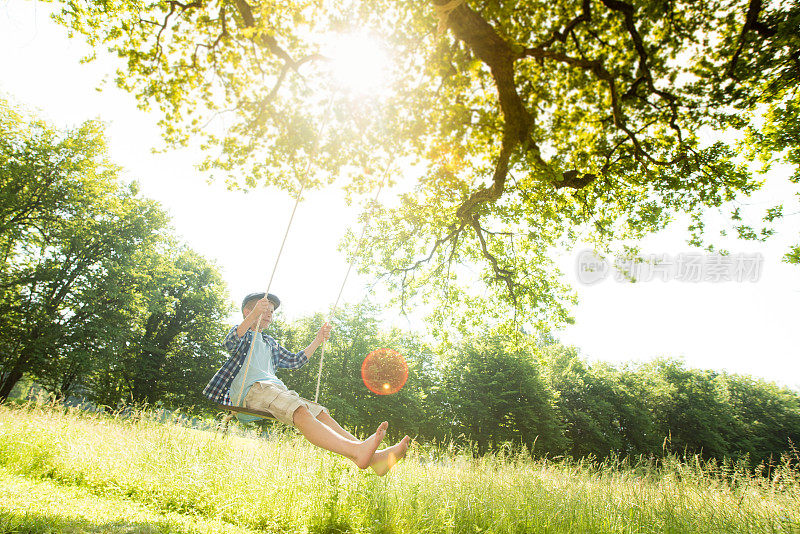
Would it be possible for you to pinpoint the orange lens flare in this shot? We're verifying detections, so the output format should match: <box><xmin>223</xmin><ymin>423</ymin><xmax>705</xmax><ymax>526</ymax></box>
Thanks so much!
<box><xmin>361</xmin><ymin>348</ymin><xmax>408</xmax><ymax>395</ymax></box>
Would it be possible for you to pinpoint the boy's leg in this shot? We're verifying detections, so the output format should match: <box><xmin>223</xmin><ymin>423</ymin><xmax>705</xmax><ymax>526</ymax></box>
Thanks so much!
<box><xmin>316</xmin><ymin>410</ymin><xmax>359</xmax><ymax>441</ymax></box>
<box><xmin>244</xmin><ymin>383</ymin><xmax>396</xmax><ymax>471</ymax></box>
<box><xmin>314</xmin><ymin>410</ymin><xmax>410</xmax><ymax>476</ymax></box>
<box><xmin>293</xmin><ymin>406</ymin><xmax>387</xmax><ymax>469</ymax></box>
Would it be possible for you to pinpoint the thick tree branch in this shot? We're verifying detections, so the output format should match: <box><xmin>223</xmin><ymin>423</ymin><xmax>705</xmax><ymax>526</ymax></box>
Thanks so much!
<box><xmin>439</xmin><ymin>1</ymin><xmax>542</xmax><ymax>226</ymax></box>
<box><xmin>427</xmin><ymin>0</ymin><xmax>600</xmax><ymax>304</ymax></box>
<box><xmin>535</xmin><ymin>0</ymin><xmax>592</xmax><ymax>50</ymax></box>
<box><xmin>441</xmin><ymin>0</ymin><xmax>605</xmax><ymax>227</ymax></box>
<box><xmin>456</xmin><ymin>135</ymin><xmax>514</xmax><ymax>221</ymax></box>
<box><xmin>727</xmin><ymin>0</ymin><xmax>777</xmax><ymax>79</ymax></box>
<box><xmin>442</xmin><ymin>1</ymin><xmax>529</xmax><ymax>145</ymax></box>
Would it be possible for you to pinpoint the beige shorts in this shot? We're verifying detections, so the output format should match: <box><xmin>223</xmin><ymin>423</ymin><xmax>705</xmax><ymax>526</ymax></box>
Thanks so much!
<box><xmin>243</xmin><ymin>381</ymin><xmax>328</xmax><ymax>426</ymax></box>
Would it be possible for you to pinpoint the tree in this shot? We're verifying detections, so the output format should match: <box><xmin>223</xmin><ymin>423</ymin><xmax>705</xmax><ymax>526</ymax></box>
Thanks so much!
<box><xmin>707</xmin><ymin>0</ymin><xmax>800</xmax><ymax>263</ymax></box>
<box><xmin>0</xmin><ymin>181</ymin><xmax>169</xmax><ymax>401</ymax></box>
<box><xmin>0</xmin><ymin>99</ymin><xmax>105</xmax><ymax>258</ymax></box>
<box><xmin>88</xmin><ymin>246</ymin><xmax>232</xmax><ymax>407</ymax></box>
<box><xmin>440</xmin><ymin>335</ymin><xmax>565</xmax><ymax>455</ymax></box>
<box><xmin>0</xmin><ymin>99</ymin><xmax>169</xmax><ymax>400</ymax></box>
<box><xmin>719</xmin><ymin>374</ymin><xmax>800</xmax><ymax>465</ymax></box>
<box><xmin>642</xmin><ymin>359</ymin><xmax>738</xmax><ymax>460</ymax></box>
<box><xmin>0</xmin><ymin>98</ymin><xmax>232</xmax><ymax>406</ymax></box>
<box><xmin>53</xmin><ymin>0</ymin><xmax>799</xmax><ymax>329</ymax></box>
<box><xmin>539</xmin><ymin>344</ymin><xmax>632</xmax><ymax>459</ymax></box>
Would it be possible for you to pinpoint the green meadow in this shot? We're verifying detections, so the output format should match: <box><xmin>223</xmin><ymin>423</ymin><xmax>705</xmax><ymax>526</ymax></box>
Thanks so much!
<box><xmin>1</xmin><ymin>401</ymin><xmax>798</xmax><ymax>534</ymax></box>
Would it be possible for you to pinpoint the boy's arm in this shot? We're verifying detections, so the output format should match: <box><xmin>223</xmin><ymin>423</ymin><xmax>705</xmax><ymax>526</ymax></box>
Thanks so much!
<box><xmin>235</xmin><ymin>299</ymin><xmax>270</xmax><ymax>337</ymax></box>
<box><xmin>275</xmin><ymin>322</ymin><xmax>333</xmax><ymax>369</ymax></box>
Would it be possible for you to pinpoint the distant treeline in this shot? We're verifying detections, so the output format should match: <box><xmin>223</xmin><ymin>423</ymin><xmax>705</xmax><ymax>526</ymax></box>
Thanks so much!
<box><xmin>2</xmin><ymin>99</ymin><xmax>799</xmax><ymax>467</ymax></box>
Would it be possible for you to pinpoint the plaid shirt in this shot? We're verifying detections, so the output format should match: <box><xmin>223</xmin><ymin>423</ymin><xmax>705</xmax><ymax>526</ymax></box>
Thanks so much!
<box><xmin>203</xmin><ymin>326</ymin><xmax>308</xmax><ymax>405</ymax></box>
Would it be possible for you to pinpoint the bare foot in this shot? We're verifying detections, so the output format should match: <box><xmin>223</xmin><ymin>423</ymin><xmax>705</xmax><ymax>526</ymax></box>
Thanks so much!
<box><xmin>352</xmin><ymin>421</ymin><xmax>388</xmax><ymax>469</ymax></box>
<box><xmin>370</xmin><ymin>435</ymin><xmax>410</xmax><ymax>476</ymax></box>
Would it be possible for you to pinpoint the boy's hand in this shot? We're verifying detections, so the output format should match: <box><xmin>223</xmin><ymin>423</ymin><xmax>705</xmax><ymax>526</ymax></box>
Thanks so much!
<box><xmin>315</xmin><ymin>322</ymin><xmax>333</xmax><ymax>344</ymax></box>
<box><xmin>302</xmin><ymin>322</ymin><xmax>333</xmax><ymax>359</ymax></box>
<box><xmin>252</xmin><ymin>297</ymin><xmax>273</xmax><ymax>316</ymax></box>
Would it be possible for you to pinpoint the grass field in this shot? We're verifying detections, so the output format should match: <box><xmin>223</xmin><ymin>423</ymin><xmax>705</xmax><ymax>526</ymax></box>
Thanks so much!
<box><xmin>1</xmin><ymin>400</ymin><xmax>798</xmax><ymax>534</ymax></box>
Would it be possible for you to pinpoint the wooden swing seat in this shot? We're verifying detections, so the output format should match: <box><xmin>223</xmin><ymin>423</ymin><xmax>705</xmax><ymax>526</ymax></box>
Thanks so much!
<box><xmin>217</xmin><ymin>403</ymin><xmax>276</xmax><ymax>420</ymax></box>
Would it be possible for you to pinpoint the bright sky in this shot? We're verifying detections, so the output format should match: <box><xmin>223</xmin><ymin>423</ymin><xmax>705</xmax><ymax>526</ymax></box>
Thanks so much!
<box><xmin>2</xmin><ymin>1</ymin><xmax>798</xmax><ymax>390</ymax></box>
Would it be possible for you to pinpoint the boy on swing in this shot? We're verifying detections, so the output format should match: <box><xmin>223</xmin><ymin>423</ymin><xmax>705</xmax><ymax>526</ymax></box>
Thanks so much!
<box><xmin>204</xmin><ymin>292</ymin><xmax>410</xmax><ymax>476</ymax></box>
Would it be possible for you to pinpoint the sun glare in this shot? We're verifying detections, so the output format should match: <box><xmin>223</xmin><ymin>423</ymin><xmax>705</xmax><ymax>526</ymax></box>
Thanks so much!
<box><xmin>328</xmin><ymin>32</ymin><xmax>390</xmax><ymax>93</ymax></box>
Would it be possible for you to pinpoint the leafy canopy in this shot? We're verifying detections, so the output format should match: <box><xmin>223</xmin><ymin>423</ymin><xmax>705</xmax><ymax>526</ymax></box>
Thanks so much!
<box><xmin>54</xmin><ymin>0</ymin><xmax>799</xmax><ymax>329</ymax></box>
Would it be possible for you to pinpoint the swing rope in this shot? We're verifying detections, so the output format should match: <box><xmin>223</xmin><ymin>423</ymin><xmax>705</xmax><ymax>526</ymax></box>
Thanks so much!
<box><xmin>233</xmin><ymin>94</ymin><xmax>336</xmax><ymax>409</ymax></box>
<box><xmin>226</xmin><ymin>89</ymin><xmax>394</xmax><ymax>416</ymax></box>
<box><xmin>313</xmin><ymin>157</ymin><xmax>394</xmax><ymax>403</ymax></box>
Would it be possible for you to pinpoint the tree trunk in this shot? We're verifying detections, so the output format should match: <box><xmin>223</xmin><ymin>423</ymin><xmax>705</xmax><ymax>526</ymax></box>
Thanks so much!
<box><xmin>0</xmin><ymin>325</ymin><xmax>43</xmax><ymax>401</ymax></box>
<box><xmin>0</xmin><ymin>366</ymin><xmax>25</xmax><ymax>401</ymax></box>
